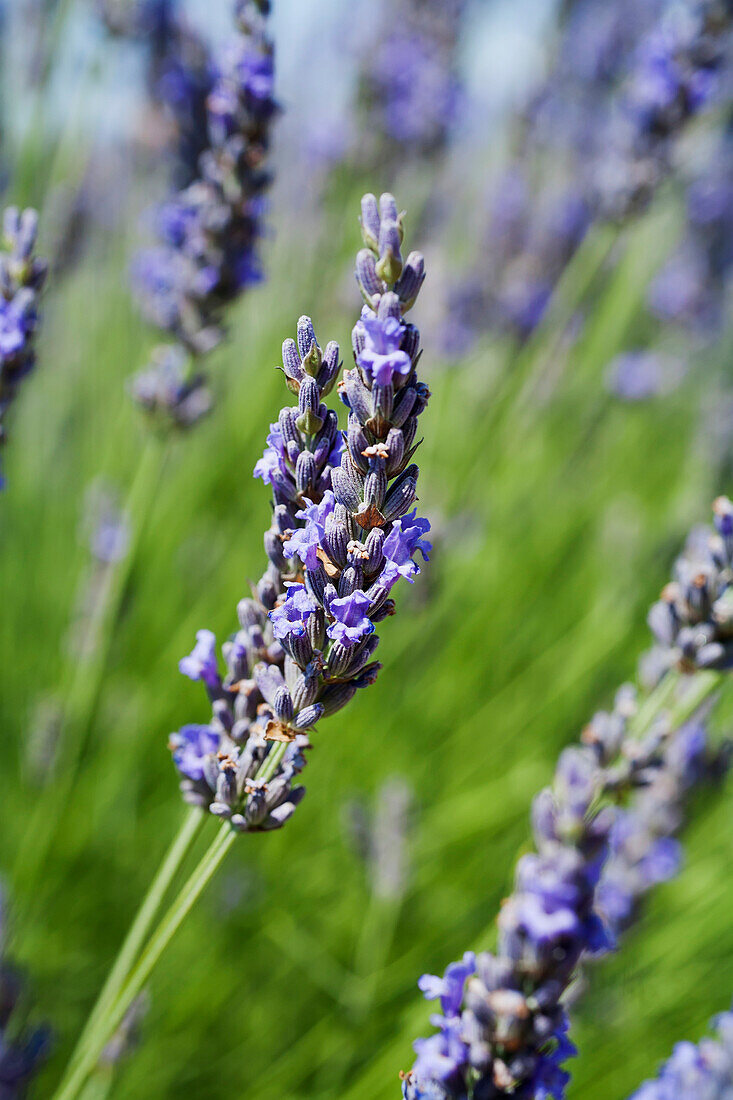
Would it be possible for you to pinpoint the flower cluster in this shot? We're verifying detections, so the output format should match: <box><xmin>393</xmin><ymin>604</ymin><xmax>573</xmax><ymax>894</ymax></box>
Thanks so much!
<box><xmin>0</xmin><ymin>207</ymin><xmax>48</xmax><ymax>487</ymax></box>
<box><xmin>402</xmin><ymin>502</ymin><xmax>731</xmax><ymax>1100</ymax></box>
<box><xmin>628</xmin><ymin>1005</ymin><xmax>733</xmax><ymax>1099</ymax></box>
<box><xmin>357</xmin><ymin>0</ymin><xmax>466</xmax><ymax>160</ymax></box>
<box><xmin>442</xmin><ymin>0</ymin><xmax>732</xmax><ymax>352</ymax></box>
<box><xmin>592</xmin><ymin>0</ymin><xmax>733</xmax><ymax>219</ymax></box>
<box><xmin>647</xmin><ymin>133</ymin><xmax>733</xmax><ymax>335</ymax></box>
<box><xmin>131</xmin><ymin>0</ymin><xmax>277</xmax><ymax>428</ymax></box>
<box><xmin>168</xmin><ymin>193</ymin><xmax>431</xmax><ymax>830</ymax></box>
<box><xmin>648</xmin><ymin>496</ymin><xmax>733</xmax><ymax>672</ymax></box>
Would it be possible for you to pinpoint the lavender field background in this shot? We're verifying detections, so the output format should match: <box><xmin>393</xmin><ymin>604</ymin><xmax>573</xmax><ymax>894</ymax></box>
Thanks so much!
<box><xmin>0</xmin><ymin>0</ymin><xmax>732</xmax><ymax>1097</ymax></box>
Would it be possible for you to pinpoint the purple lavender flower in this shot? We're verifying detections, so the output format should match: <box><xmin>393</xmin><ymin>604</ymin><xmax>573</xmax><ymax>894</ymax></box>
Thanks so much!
<box><xmin>131</xmin><ymin>0</ymin><xmax>277</xmax><ymax>429</ymax></box>
<box><xmin>627</xmin><ymin>1005</ymin><xmax>733</xmax><ymax>1099</ymax></box>
<box><xmin>327</xmin><ymin>591</ymin><xmax>375</xmax><ymax>648</ymax></box>
<box><xmin>403</xmin><ymin>502</ymin><xmax>733</xmax><ymax>1100</ymax></box>
<box><xmin>169</xmin><ymin>194</ymin><xmax>430</xmax><ymax>831</ymax></box>
<box><xmin>0</xmin><ymin>207</ymin><xmax>47</xmax><ymax>487</ymax></box>
<box><xmin>269</xmin><ymin>585</ymin><xmax>319</xmax><ymax>640</ymax></box>
<box><xmin>169</xmin><ymin>723</ymin><xmax>220</xmax><ymax>781</ymax></box>
<box><xmin>179</xmin><ymin>629</ymin><xmax>221</xmax><ymax>689</ymax></box>
<box><xmin>648</xmin><ymin>498</ymin><xmax>733</xmax><ymax>671</ymax></box>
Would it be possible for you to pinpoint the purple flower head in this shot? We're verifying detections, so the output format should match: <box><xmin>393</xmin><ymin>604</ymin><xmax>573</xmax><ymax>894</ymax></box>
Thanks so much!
<box><xmin>170</xmin><ymin>723</ymin><xmax>220</xmax><ymax>781</ymax></box>
<box><xmin>417</xmin><ymin>951</ymin><xmax>475</xmax><ymax>1017</ymax></box>
<box><xmin>357</xmin><ymin>315</ymin><xmax>412</xmax><ymax>387</ymax></box>
<box><xmin>253</xmin><ymin>423</ymin><xmax>288</xmax><ymax>484</ymax></box>
<box><xmin>381</xmin><ymin>510</ymin><xmax>432</xmax><ymax>588</ymax></box>
<box><xmin>179</xmin><ymin>628</ymin><xmax>221</xmax><ymax>689</ymax></box>
<box><xmin>327</xmin><ymin>590</ymin><xmax>375</xmax><ymax>648</ymax></box>
<box><xmin>283</xmin><ymin>490</ymin><xmax>335</xmax><ymax>570</ymax></box>
<box><xmin>269</xmin><ymin>584</ymin><xmax>319</xmax><ymax>641</ymax></box>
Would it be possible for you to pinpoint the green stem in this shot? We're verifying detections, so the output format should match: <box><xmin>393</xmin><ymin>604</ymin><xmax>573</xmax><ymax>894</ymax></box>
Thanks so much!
<box><xmin>13</xmin><ymin>435</ymin><xmax>168</xmax><ymax>905</ymax></box>
<box><xmin>51</xmin><ymin>824</ymin><xmax>236</xmax><ymax>1100</ymax></box>
<box><xmin>54</xmin><ymin>737</ymin><xmax>289</xmax><ymax>1100</ymax></box>
<box><xmin>66</xmin><ymin>807</ymin><xmax>205</xmax><ymax>1076</ymax></box>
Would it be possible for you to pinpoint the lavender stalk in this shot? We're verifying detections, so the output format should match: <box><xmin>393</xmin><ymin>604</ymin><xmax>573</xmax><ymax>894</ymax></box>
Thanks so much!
<box><xmin>52</xmin><ymin>191</ymin><xmax>431</xmax><ymax>1099</ymax></box>
<box><xmin>13</xmin><ymin>0</ymin><xmax>279</xmax><ymax>909</ymax></box>
<box><xmin>401</xmin><ymin>499</ymin><xmax>733</xmax><ymax>1100</ymax></box>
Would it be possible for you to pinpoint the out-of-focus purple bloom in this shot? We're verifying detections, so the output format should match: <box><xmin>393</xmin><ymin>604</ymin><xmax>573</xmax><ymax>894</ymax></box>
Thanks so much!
<box><xmin>627</xmin><ymin>1005</ymin><xmax>733</xmax><ymax>1099</ymax></box>
<box><xmin>606</xmin><ymin>350</ymin><xmax>686</xmax><ymax>401</ymax></box>
<box><xmin>179</xmin><ymin>628</ymin><xmax>221</xmax><ymax>689</ymax></box>
<box><xmin>131</xmin><ymin>0</ymin><xmax>277</xmax><ymax>429</ymax></box>
<box><xmin>0</xmin><ymin>207</ymin><xmax>47</xmax><ymax>488</ymax></box>
<box><xmin>0</xmin><ymin>884</ymin><xmax>50</xmax><ymax>1094</ymax></box>
<box><xmin>129</xmin><ymin>343</ymin><xmax>212</xmax><ymax>429</ymax></box>
<box><xmin>441</xmin><ymin>0</ymin><xmax>732</xmax><ymax>353</ymax></box>
<box><xmin>357</xmin><ymin>4</ymin><xmax>467</xmax><ymax>159</ymax></box>
<box><xmin>169</xmin><ymin>723</ymin><xmax>220</xmax><ymax>781</ymax></box>
<box><xmin>327</xmin><ymin>591</ymin><xmax>375</xmax><ymax>648</ymax></box>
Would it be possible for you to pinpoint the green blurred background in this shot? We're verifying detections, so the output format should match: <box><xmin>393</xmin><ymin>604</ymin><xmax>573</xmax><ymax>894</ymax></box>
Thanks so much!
<box><xmin>0</xmin><ymin>0</ymin><xmax>732</xmax><ymax>1097</ymax></box>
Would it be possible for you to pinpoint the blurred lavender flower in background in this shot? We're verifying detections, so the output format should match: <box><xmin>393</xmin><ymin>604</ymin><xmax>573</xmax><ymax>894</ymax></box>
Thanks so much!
<box><xmin>345</xmin><ymin>777</ymin><xmax>413</xmax><ymax>901</ymax></box>
<box><xmin>355</xmin><ymin>0</ymin><xmax>467</xmax><ymax>162</ymax></box>
<box><xmin>595</xmin><ymin>718</ymin><xmax>729</xmax><ymax>940</ymax></box>
<box><xmin>96</xmin><ymin>0</ymin><xmax>215</xmax><ymax>186</ymax></box>
<box><xmin>648</xmin><ymin>131</ymin><xmax>733</xmax><ymax>335</ymax></box>
<box><xmin>130</xmin><ymin>0</ymin><xmax>277</xmax><ymax>429</ymax></box>
<box><xmin>168</xmin><ymin>192</ymin><xmax>431</xmax><ymax>832</ymax></box>
<box><xmin>0</xmin><ymin>887</ymin><xmax>49</xmax><ymax>1097</ymax></box>
<box><xmin>605</xmin><ymin>350</ymin><xmax>686</xmax><ymax>401</ymax></box>
<box><xmin>442</xmin><ymin>0</ymin><xmax>732</xmax><ymax>353</ymax></box>
<box><xmin>627</xmin><ymin>1004</ymin><xmax>733</xmax><ymax>1098</ymax></box>
<box><xmin>402</xmin><ymin>501</ymin><xmax>733</xmax><ymax>1100</ymax></box>
<box><xmin>0</xmin><ymin>206</ymin><xmax>47</xmax><ymax>488</ymax></box>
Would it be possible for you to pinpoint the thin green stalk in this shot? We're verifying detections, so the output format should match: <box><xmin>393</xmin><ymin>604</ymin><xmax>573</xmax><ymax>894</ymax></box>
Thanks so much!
<box><xmin>13</xmin><ymin>434</ymin><xmax>169</xmax><ymax>904</ymax></box>
<box><xmin>77</xmin><ymin>1069</ymin><xmax>113</xmax><ymax>1100</ymax></box>
<box><xmin>51</xmin><ymin>823</ymin><xmax>236</xmax><ymax>1100</ymax></box>
<box><xmin>67</xmin><ymin>807</ymin><xmax>205</xmax><ymax>1076</ymax></box>
<box><xmin>54</xmin><ymin>739</ymin><xmax>291</xmax><ymax>1100</ymax></box>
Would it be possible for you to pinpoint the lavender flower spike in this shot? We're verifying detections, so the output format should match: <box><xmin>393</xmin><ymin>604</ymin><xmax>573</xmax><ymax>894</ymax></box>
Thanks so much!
<box><xmin>627</xmin><ymin>1004</ymin><xmax>733</xmax><ymax>1099</ymax></box>
<box><xmin>403</xmin><ymin>500</ymin><xmax>733</xmax><ymax>1100</ymax></box>
<box><xmin>131</xmin><ymin>0</ymin><xmax>277</xmax><ymax>429</ymax></box>
<box><xmin>169</xmin><ymin>193</ymin><xmax>431</xmax><ymax>832</ymax></box>
<box><xmin>0</xmin><ymin>207</ymin><xmax>48</xmax><ymax>487</ymax></box>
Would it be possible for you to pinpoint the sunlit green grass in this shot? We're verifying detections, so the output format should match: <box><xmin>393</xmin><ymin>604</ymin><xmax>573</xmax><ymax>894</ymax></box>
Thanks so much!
<box><xmin>0</xmin><ymin>156</ymin><xmax>730</xmax><ymax>1100</ymax></box>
